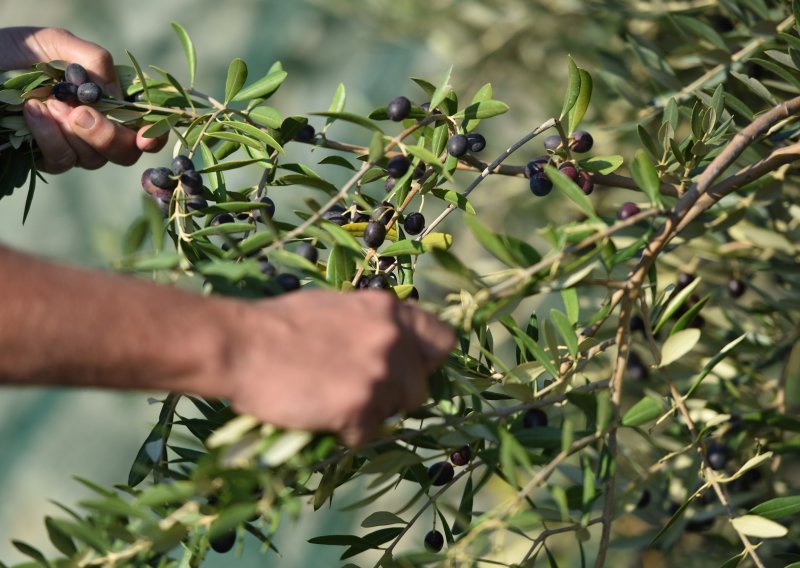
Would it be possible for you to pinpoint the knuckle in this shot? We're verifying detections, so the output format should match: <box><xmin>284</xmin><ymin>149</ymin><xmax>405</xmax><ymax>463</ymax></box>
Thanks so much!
<box><xmin>79</xmin><ymin>156</ymin><xmax>107</xmax><ymax>171</ymax></box>
<box><xmin>49</xmin><ymin>27</ymin><xmax>75</xmax><ymax>41</ymax></box>
<box><xmin>116</xmin><ymin>151</ymin><xmax>141</xmax><ymax>167</ymax></box>
<box><xmin>94</xmin><ymin>48</ymin><xmax>114</xmax><ymax>69</ymax></box>
<box><xmin>44</xmin><ymin>151</ymin><xmax>76</xmax><ymax>173</ymax></box>
<box><xmin>341</xmin><ymin>388</ymin><xmax>373</xmax><ymax>419</ymax></box>
<box><xmin>369</xmin><ymin>356</ymin><xmax>393</xmax><ymax>383</ymax></box>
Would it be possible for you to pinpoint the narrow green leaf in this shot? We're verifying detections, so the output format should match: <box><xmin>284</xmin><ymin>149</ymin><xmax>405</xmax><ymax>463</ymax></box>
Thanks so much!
<box><xmin>0</xmin><ymin>89</ymin><xmax>22</xmax><ymax>104</ymax></box>
<box><xmin>274</xmin><ymin>174</ymin><xmax>338</xmax><ymax>195</ymax></box>
<box><xmin>621</xmin><ymin>396</ymin><xmax>662</xmax><ymax>427</ymax></box>
<box><xmin>430</xmin><ymin>187</ymin><xmax>476</xmax><ymax>214</ymax></box>
<box><xmin>499</xmin><ymin>429</ymin><xmax>528</xmax><ymax>489</ymax></box>
<box><xmin>205</xmin><ymin>131</ymin><xmax>264</xmax><ymax>151</ymax></box>
<box><xmin>217</xmin><ymin>120</ymin><xmax>284</xmax><ymax>153</ymax></box>
<box><xmin>669</xmin><ymin>138</ymin><xmax>686</xmax><ymax>166</ymax></box>
<box><xmin>637</xmin><ymin>124</ymin><xmax>660</xmax><ymax>160</ymax></box>
<box><xmin>654</xmin><ymin>277</ymin><xmax>701</xmax><ymax>333</ymax></box>
<box><xmin>199</xmin><ymin>157</ymin><xmax>267</xmax><ymax>173</ymax></box>
<box><xmin>308</xmin><ymin>534</ymin><xmax>368</xmax><ymax>547</ymax></box>
<box><xmin>260</xmin><ymin>430</ymin><xmax>313</xmax><ymax>467</ymax></box>
<box><xmin>125</xmin><ymin>49</ymin><xmax>151</xmax><ymax>105</ymax></box>
<box><xmin>684</xmin><ymin>334</ymin><xmax>747</xmax><ymax>399</ymax></box>
<box><xmin>630</xmin><ymin>149</ymin><xmax>663</xmax><ymax>207</ymax></box>
<box><xmin>319</xmin><ymin>155</ymin><xmax>356</xmax><ymax>170</ymax></box>
<box><xmin>795</xmin><ymin>0</ymin><xmax>800</xmax><ymax>34</ymax></box>
<box><xmin>463</xmin><ymin>83</ymin><xmax>493</xmax><ymax>132</ymax></box>
<box><xmin>12</xmin><ymin>541</ymin><xmax>51</xmax><ymax>566</ymax></box>
<box><xmin>659</xmin><ymin>328</ymin><xmax>701</xmax><ymax>367</ymax></box>
<box><xmin>465</xmin><ymin>215</ymin><xmax>520</xmax><ymax>267</ymax></box>
<box><xmin>709</xmin><ymin>83</ymin><xmax>725</xmax><ymax>122</ymax></box>
<box><xmin>544</xmin><ymin>545</ymin><xmax>560</xmax><ymax>568</ymax></box>
<box><xmin>545</xmin><ymin>165</ymin><xmax>599</xmax><ymax>221</ymax></box>
<box><xmin>731</xmin><ymin>71</ymin><xmax>777</xmax><ymax>105</ymax></box>
<box><xmin>224</xmin><ymin>58</ymin><xmax>248</xmax><ymax>104</ymax></box>
<box><xmin>750</xmin><ymin>496</ymin><xmax>800</xmax><ymax>521</ymax></box>
<box><xmin>45</xmin><ymin>517</ymin><xmax>77</xmax><ymax>557</ymax></box>
<box><xmin>561</xmin><ymin>419</ymin><xmax>575</xmax><ymax>453</ymax></box>
<box><xmin>497</xmin><ymin>234</ymin><xmax>541</xmax><ymax>266</ymax></box>
<box><xmin>429</xmin><ymin>65</ymin><xmax>453</xmax><ymax>114</ymax></box>
<box><xmin>671</xmin><ymin>15</ymin><xmax>728</xmax><ymax>51</ymax></box>
<box><xmin>328</xmin><ymin>83</ymin><xmax>346</xmax><ymax>113</ymax></box>
<box><xmin>567</xmin><ymin>68</ymin><xmax>593</xmax><ymax>132</ymax></box>
<box><xmin>171</xmin><ymin>22</ymin><xmax>196</xmax><ymax>87</ymax></box>
<box><xmin>560</xmin><ymin>56</ymin><xmax>581</xmax><ymax>121</ymax></box>
<box><xmin>379</xmin><ymin>240</ymin><xmax>426</xmax><ymax>256</ymax></box>
<box><xmin>786</xmin><ymin>341</ymin><xmax>800</xmax><ymax>410</ymax></box>
<box><xmin>322</xmin><ymin>222</ymin><xmax>362</xmax><ymax>252</ymax></box>
<box><xmin>581</xmin><ymin>455</ymin><xmax>596</xmax><ymax>515</ymax></box>
<box><xmin>731</xmin><ymin>515</ymin><xmax>788</xmax><ymax>538</ymax></box>
<box><xmin>453</xmin><ymin>475</ymin><xmax>474</xmax><ymax>535</ymax></box>
<box><xmin>232</xmin><ymin>68</ymin><xmax>287</xmax><ymax>102</ymax></box>
<box><xmin>142</xmin><ymin>114</ymin><xmax>179</xmax><ymax>138</ymax></box>
<box><xmin>650</xmin><ymin>498</ymin><xmax>690</xmax><ymax>545</ymax></box>
<box><xmin>504</xmin><ymin>327</ymin><xmax>558</xmax><ymax>378</ymax></box>
<box><xmin>550</xmin><ymin>309</ymin><xmax>578</xmax><ymax>358</ymax></box>
<box><xmin>247</xmin><ymin>105</ymin><xmax>282</xmax><ymax>129</ymax></box>
<box><xmin>47</xmin><ymin>518</ymin><xmax>109</xmax><ymax>552</ymax></box>
<box><xmin>542</xmin><ymin>319</ymin><xmax>561</xmax><ymax>369</ymax></box>
<box><xmin>561</xmin><ymin>288</ymin><xmax>579</xmax><ymax>324</ymax></box>
<box><xmin>452</xmin><ymin>100</ymin><xmax>509</xmax><ymax>121</ymax></box>
<box><xmin>368</xmin><ymin>131</ymin><xmax>384</xmax><ymax>162</ymax></box>
<box><xmin>670</xmin><ymin>294</ymin><xmax>709</xmax><ymax>335</ymax></box>
<box><xmin>596</xmin><ymin>391</ymin><xmax>612</xmax><ymax>434</ymax></box>
<box><xmin>127</xmin><ymin>393</ymin><xmax>179</xmax><ymax>486</ymax></box>
<box><xmin>22</xmin><ymin>153</ymin><xmax>36</xmax><ymax>224</ymax></box>
<box><xmin>361</xmin><ymin>511</ymin><xmax>406</xmax><ymax>528</ymax></box>
<box><xmin>310</xmin><ymin>112</ymin><xmax>381</xmax><ymax>132</ymax></box>
<box><xmin>326</xmin><ymin>245</ymin><xmax>356</xmax><ymax>288</ymax></box>
<box><xmin>420</xmin><ymin>232</ymin><xmax>453</xmax><ymax>252</ymax></box>
<box><xmin>577</xmin><ymin>155</ymin><xmax>624</xmax><ymax>175</ymax></box>
<box><xmin>405</xmin><ymin>145</ymin><xmax>448</xmax><ymax>178</ymax></box>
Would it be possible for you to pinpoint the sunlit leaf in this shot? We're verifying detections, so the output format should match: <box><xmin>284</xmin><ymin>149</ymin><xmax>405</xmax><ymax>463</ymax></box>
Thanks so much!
<box><xmin>171</xmin><ymin>22</ymin><xmax>196</xmax><ymax>86</ymax></box>
<box><xmin>659</xmin><ymin>328</ymin><xmax>701</xmax><ymax>367</ymax></box>
<box><xmin>224</xmin><ymin>58</ymin><xmax>248</xmax><ymax>103</ymax></box>
<box><xmin>231</xmin><ymin>67</ymin><xmax>287</xmax><ymax>102</ymax></box>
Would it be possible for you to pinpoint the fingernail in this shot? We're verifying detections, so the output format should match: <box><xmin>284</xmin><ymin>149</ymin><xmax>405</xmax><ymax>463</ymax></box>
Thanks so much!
<box><xmin>73</xmin><ymin>109</ymin><xmax>96</xmax><ymax>130</ymax></box>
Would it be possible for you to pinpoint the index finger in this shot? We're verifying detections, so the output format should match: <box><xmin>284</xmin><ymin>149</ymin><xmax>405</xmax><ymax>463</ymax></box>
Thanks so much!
<box><xmin>30</xmin><ymin>28</ymin><xmax>122</xmax><ymax>98</ymax></box>
<box><xmin>397</xmin><ymin>303</ymin><xmax>456</xmax><ymax>370</ymax></box>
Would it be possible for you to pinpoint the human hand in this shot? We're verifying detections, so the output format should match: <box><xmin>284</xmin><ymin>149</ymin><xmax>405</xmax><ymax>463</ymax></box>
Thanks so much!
<box><xmin>0</xmin><ymin>26</ymin><xmax>166</xmax><ymax>173</ymax></box>
<box><xmin>224</xmin><ymin>290</ymin><xmax>456</xmax><ymax>447</ymax></box>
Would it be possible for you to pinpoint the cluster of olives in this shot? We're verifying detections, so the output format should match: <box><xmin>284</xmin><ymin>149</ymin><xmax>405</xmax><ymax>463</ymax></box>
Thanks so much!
<box><xmin>140</xmin><ymin>155</ymin><xmax>207</xmax><ymax>215</ymax></box>
<box><xmin>523</xmin><ymin>130</ymin><xmax>595</xmax><ymax>197</ymax></box>
<box><xmin>51</xmin><ymin>63</ymin><xmax>103</xmax><ymax>105</ymax></box>
<box><xmin>446</xmin><ymin>131</ymin><xmax>487</xmax><ymax>158</ymax></box>
<box><xmin>421</xmin><ymin>445</ymin><xmax>473</xmax><ymax>552</ymax></box>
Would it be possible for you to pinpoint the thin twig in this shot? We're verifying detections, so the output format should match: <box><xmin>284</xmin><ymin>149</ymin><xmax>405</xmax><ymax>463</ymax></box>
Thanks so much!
<box><xmin>593</xmin><ymin>295</ymin><xmax>633</xmax><ymax>567</ymax></box>
<box><xmin>417</xmin><ymin>118</ymin><xmax>557</xmax><ymax>240</ymax></box>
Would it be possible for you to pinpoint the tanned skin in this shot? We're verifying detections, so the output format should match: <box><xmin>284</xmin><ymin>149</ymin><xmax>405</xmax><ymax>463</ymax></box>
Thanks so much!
<box><xmin>0</xmin><ymin>27</ymin><xmax>455</xmax><ymax>447</ymax></box>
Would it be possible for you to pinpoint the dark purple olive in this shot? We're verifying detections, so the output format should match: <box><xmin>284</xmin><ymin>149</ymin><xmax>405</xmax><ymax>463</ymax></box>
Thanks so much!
<box><xmin>617</xmin><ymin>202</ymin><xmax>641</xmax><ymax>220</ymax></box>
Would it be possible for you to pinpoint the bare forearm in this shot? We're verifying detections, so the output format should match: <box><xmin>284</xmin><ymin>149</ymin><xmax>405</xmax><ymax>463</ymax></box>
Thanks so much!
<box><xmin>0</xmin><ymin>245</ymin><xmax>234</xmax><ymax>399</ymax></box>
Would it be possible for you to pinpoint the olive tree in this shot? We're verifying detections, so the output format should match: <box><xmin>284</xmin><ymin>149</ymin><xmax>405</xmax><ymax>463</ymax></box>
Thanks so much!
<box><xmin>1</xmin><ymin>1</ymin><xmax>799</xmax><ymax>566</ymax></box>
